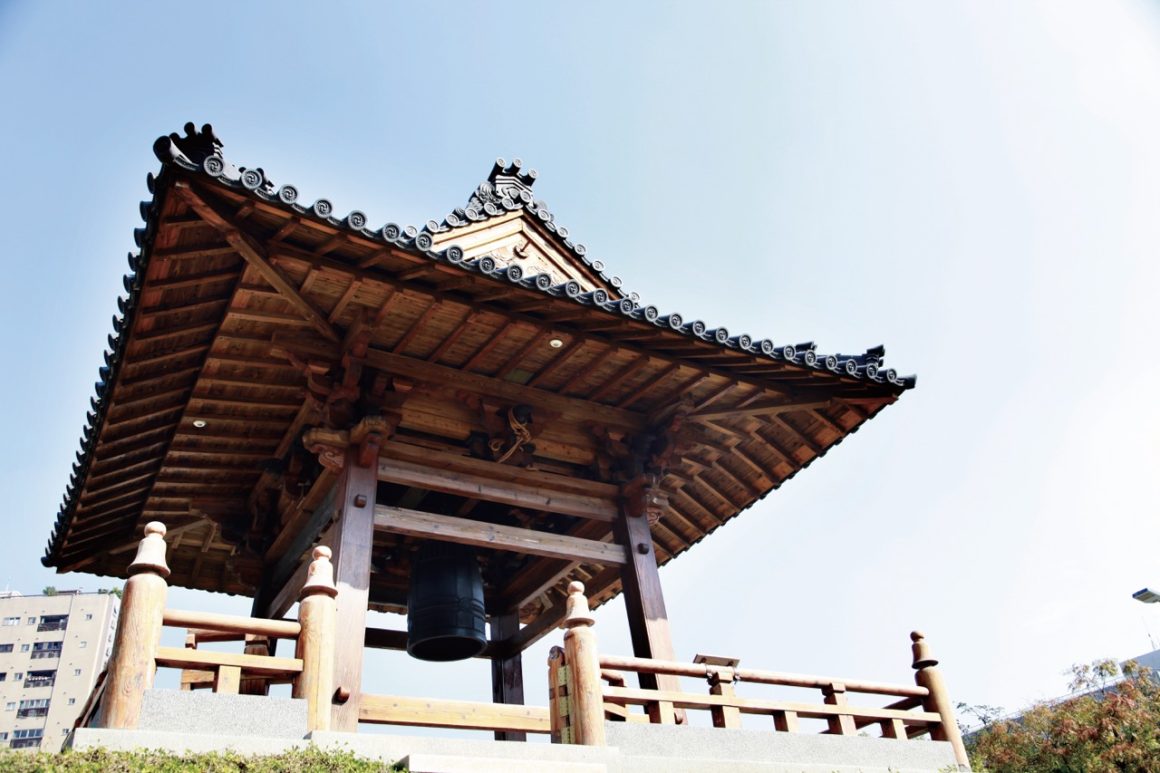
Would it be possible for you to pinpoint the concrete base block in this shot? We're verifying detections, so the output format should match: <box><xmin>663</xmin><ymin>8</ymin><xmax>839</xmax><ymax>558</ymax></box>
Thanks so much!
<box><xmin>607</xmin><ymin>723</ymin><xmax>961</xmax><ymax>773</ymax></box>
<box><xmin>70</xmin><ymin>727</ymin><xmax>307</xmax><ymax>756</ymax></box>
<box><xmin>403</xmin><ymin>751</ymin><xmax>609</xmax><ymax>773</ymax></box>
<box><xmin>137</xmin><ymin>690</ymin><xmax>308</xmax><ymax>738</ymax></box>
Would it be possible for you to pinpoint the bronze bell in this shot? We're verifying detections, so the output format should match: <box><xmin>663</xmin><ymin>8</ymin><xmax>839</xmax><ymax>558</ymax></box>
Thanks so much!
<box><xmin>406</xmin><ymin>541</ymin><xmax>487</xmax><ymax>661</ymax></box>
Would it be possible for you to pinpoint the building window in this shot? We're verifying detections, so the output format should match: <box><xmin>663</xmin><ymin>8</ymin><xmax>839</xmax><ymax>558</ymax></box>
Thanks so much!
<box><xmin>68</xmin><ymin>698</ymin><xmax>76</xmax><ymax>705</ymax></box>
<box><xmin>0</xmin><ymin>644</ymin><xmax>11</xmax><ymax>653</ymax></box>
<box><xmin>84</xmin><ymin>613</ymin><xmax>93</xmax><ymax>621</ymax></box>
<box><xmin>25</xmin><ymin>617</ymin><xmax>35</xmax><ymax>625</ymax></box>
<box><xmin>17</xmin><ymin>698</ymin><xmax>49</xmax><ymax>718</ymax></box>
<box><xmin>78</xmin><ymin>641</ymin><xmax>87</xmax><ymax>648</ymax></box>
<box><xmin>1</xmin><ymin>617</ymin><xmax>19</xmax><ymax>626</ymax></box>
<box><xmin>37</xmin><ymin>615</ymin><xmax>68</xmax><ymax>632</ymax></box>
<box><xmin>24</xmin><ymin>670</ymin><xmax>55</xmax><ymax>688</ymax></box>
<box><xmin>0</xmin><ymin>673</ymin><xmax>5</xmax><ymax>682</ymax></box>
<box><xmin>19</xmin><ymin>644</ymin><xmax>28</xmax><ymax>653</ymax></box>
<box><xmin>30</xmin><ymin>641</ymin><xmax>62</xmax><ymax>660</ymax></box>
<box><xmin>73</xmin><ymin>669</ymin><xmax>81</xmax><ymax>677</ymax></box>
<box><xmin>3</xmin><ymin>702</ymin><xmax>13</xmax><ymax>711</ymax></box>
<box><xmin>13</xmin><ymin>673</ymin><xmax>21</xmax><ymax>681</ymax></box>
<box><xmin>0</xmin><ymin>732</ymin><xmax>6</xmax><ymax>740</ymax></box>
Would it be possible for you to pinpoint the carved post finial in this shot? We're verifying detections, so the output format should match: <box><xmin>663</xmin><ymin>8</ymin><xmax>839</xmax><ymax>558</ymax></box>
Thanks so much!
<box><xmin>128</xmin><ymin>520</ymin><xmax>170</xmax><ymax>578</ymax></box>
<box><xmin>911</xmin><ymin>630</ymin><xmax>937</xmax><ymax>670</ymax></box>
<box><xmin>563</xmin><ymin>581</ymin><xmax>594</xmax><ymax>628</ymax></box>
<box><xmin>300</xmin><ymin>545</ymin><xmax>338</xmax><ymax>600</ymax></box>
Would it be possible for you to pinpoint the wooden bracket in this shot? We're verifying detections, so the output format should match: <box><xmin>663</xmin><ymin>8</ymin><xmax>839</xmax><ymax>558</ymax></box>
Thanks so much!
<box><xmin>621</xmin><ymin>475</ymin><xmax>668</xmax><ymax>525</ymax></box>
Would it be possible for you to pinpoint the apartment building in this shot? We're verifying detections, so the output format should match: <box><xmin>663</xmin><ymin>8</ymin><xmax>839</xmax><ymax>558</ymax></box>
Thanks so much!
<box><xmin>0</xmin><ymin>591</ymin><xmax>119</xmax><ymax>751</ymax></box>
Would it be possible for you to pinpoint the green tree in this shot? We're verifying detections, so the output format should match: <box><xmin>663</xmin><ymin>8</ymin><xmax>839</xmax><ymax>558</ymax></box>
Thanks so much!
<box><xmin>41</xmin><ymin>586</ymin><xmax>57</xmax><ymax>596</ymax></box>
<box><xmin>968</xmin><ymin>659</ymin><xmax>1160</xmax><ymax>772</ymax></box>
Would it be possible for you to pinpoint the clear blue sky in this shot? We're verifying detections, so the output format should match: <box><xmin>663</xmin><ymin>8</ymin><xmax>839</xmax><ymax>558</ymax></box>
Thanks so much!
<box><xmin>2</xmin><ymin>0</ymin><xmax>1159</xmax><ymax>724</ymax></box>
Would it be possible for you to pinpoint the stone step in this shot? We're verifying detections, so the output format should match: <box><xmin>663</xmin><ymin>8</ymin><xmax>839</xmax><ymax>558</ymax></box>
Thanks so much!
<box><xmin>402</xmin><ymin>752</ymin><xmax>608</xmax><ymax>773</ymax></box>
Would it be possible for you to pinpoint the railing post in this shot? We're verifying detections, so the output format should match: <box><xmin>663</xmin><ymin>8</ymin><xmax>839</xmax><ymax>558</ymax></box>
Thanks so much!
<box><xmin>706</xmin><ymin>667</ymin><xmax>741</xmax><ymax>729</ymax></box>
<box><xmin>97</xmin><ymin>521</ymin><xmax>170</xmax><ymax>729</ymax></box>
<box><xmin>911</xmin><ymin>631</ymin><xmax>970</xmax><ymax>770</ymax></box>
<box><xmin>547</xmin><ymin>645</ymin><xmax>569</xmax><ymax>743</ymax></box>
<box><xmin>562</xmin><ymin>581</ymin><xmax>606</xmax><ymax>746</ymax></box>
<box><xmin>294</xmin><ymin>546</ymin><xmax>338</xmax><ymax>733</ymax></box>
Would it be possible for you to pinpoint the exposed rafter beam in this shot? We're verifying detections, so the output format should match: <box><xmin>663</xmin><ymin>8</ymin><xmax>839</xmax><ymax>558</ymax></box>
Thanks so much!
<box><xmin>173</xmin><ymin>182</ymin><xmax>340</xmax><ymax>343</ymax></box>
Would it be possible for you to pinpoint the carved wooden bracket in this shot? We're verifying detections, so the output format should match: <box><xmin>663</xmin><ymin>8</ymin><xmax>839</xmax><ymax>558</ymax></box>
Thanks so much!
<box><xmin>589</xmin><ymin>396</ymin><xmax>695</xmax><ymax>483</ymax></box>
<box><xmin>459</xmin><ymin>394</ymin><xmax>547</xmax><ymax>467</ymax></box>
<box><xmin>621</xmin><ymin>475</ymin><xmax>669</xmax><ymax>526</ymax></box>
<box><xmin>302</xmin><ymin>413</ymin><xmax>401</xmax><ymax>472</ymax></box>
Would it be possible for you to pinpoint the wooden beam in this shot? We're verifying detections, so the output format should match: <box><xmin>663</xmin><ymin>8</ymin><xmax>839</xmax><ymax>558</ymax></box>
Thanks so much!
<box><xmin>688</xmin><ymin>398</ymin><xmax>834</xmax><ymax>422</ymax></box>
<box><xmin>377</xmin><ymin>456</ymin><xmax>616</xmax><ymax>521</ymax></box>
<box><xmin>173</xmin><ymin>182</ymin><xmax>340</xmax><ymax>343</ymax></box>
<box><xmin>373</xmin><ymin>505</ymin><xmax>626</xmax><ymax>565</ymax></box>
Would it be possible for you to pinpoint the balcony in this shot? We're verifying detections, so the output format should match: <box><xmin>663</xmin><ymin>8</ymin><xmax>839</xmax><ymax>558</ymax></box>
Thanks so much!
<box><xmin>23</xmin><ymin>677</ymin><xmax>55</xmax><ymax>689</ymax></box>
<box><xmin>9</xmin><ymin>738</ymin><xmax>41</xmax><ymax>749</ymax></box>
<box><xmin>16</xmin><ymin>707</ymin><xmax>48</xmax><ymax>718</ymax></box>
<box><xmin>30</xmin><ymin>650</ymin><xmax>60</xmax><ymax>660</ymax></box>
<box><xmin>37</xmin><ymin>621</ymin><xmax>67</xmax><ymax>632</ymax></box>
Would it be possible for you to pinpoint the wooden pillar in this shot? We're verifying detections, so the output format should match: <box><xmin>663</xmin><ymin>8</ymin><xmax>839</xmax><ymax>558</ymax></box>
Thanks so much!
<box><xmin>328</xmin><ymin>444</ymin><xmax>378</xmax><ymax>732</ymax></box>
<box><xmin>911</xmin><ymin>631</ymin><xmax>970</xmax><ymax>770</ymax></box>
<box><xmin>490</xmin><ymin>609</ymin><xmax>526</xmax><ymax>741</ymax></box>
<box><xmin>614</xmin><ymin>476</ymin><xmax>680</xmax><ymax>724</ymax></box>
<box><xmin>562</xmin><ymin>581</ymin><xmax>606</xmax><ymax>746</ymax></box>
<box><xmin>97</xmin><ymin>522</ymin><xmax>170</xmax><ymax>729</ymax></box>
<box><xmin>296</xmin><ymin>546</ymin><xmax>338</xmax><ymax>732</ymax></box>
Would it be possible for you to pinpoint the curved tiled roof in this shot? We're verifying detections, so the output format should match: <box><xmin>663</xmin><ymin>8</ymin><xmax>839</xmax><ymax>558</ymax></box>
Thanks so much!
<box><xmin>46</xmin><ymin>121</ymin><xmax>915</xmax><ymax>571</ymax></box>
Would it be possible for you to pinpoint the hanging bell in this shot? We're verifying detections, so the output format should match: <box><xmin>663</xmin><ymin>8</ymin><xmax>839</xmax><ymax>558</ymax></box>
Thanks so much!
<box><xmin>406</xmin><ymin>541</ymin><xmax>487</xmax><ymax>662</ymax></box>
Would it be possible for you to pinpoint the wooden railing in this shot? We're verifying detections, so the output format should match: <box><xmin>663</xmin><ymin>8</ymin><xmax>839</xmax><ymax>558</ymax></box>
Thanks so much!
<box><xmin>88</xmin><ymin>522</ymin><xmax>338</xmax><ymax>733</ymax></box>
<box><xmin>358</xmin><ymin>693</ymin><xmax>551</xmax><ymax>735</ymax></box>
<box><xmin>548</xmin><ymin>581</ymin><xmax>970</xmax><ymax>770</ymax></box>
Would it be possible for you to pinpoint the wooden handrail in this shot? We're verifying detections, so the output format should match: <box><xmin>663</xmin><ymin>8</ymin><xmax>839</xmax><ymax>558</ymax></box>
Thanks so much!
<box><xmin>154</xmin><ymin>646</ymin><xmax>303</xmax><ymax>676</ymax></box>
<box><xmin>598</xmin><ymin>654</ymin><xmax>929</xmax><ymax>698</ymax></box>
<box><xmin>359</xmin><ymin>694</ymin><xmax>551</xmax><ymax>734</ymax></box>
<box><xmin>162</xmin><ymin>609</ymin><xmax>301</xmax><ymax>639</ymax></box>
<box><xmin>602</xmin><ymin>686</ymin><xmax>941</xmax><ymax>726</ymax></box>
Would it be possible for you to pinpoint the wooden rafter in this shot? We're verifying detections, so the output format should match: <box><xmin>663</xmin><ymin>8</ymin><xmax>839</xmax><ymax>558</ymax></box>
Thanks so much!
<box><xmin>173</xmin><ymin>182</ymin><xmax>340</xmax><ymax>343</ymax></box>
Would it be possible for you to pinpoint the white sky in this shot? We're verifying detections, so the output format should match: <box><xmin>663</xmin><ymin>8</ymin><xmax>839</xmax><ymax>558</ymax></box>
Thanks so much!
<box><xmin>0</xmin><ymin>0</ymin><xmax>1158</xmax><ymax>728</ymax></box>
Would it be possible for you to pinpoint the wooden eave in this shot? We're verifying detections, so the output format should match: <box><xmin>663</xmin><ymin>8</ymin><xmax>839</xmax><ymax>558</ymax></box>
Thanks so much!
<box><xmin>46</xmin><ymin>128</ymin><xmax>915</xmax><ymax>622</ymax></box>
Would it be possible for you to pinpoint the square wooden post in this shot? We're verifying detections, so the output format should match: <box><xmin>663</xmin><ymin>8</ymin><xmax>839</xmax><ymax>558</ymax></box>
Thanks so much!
<box><xmin>615</xmin><ymin>476</ymin><xmax>680</xmax><ymax>724</ymax></box>
<box><xmin>490</xmin><ymin>609</ymin><xmax>526</xmax><ymax>741</ymax></box>
<box><xmin>327</xmin><ymin>444</ymin><xmax>378</xmax><ymax>732</ymax></box>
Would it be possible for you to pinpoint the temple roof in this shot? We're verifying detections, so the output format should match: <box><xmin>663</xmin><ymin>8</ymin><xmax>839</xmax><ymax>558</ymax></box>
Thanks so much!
<box><xmin>44</xmin><ymin>122</ymin><xmax>914</xmax><ymax>616</ymax></box>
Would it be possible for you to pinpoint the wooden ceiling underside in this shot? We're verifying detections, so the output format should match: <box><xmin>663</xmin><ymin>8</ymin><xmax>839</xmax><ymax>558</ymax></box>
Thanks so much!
<box><xmin>50</xmin><ymin>168</ymin><xmax>905</xmax><ymax>619</ymax></box>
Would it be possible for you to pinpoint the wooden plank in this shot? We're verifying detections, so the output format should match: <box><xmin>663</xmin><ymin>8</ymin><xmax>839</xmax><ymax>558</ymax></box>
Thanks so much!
<box><xmin>359</xmin><ymin>694</ymin><xmax>551</xmax><ymax>733</ymax></box>
<box><xmin>377</xmin><ymin>456</ymin><xmax>616</xmax><ymax>521</ymax></box>
<box><xmin>154</xmin><ymin>646</ymin><xmax>302</xmax><ymax>676</ymax></box>
<box><xmin>374</xmin><ymin>505</ymin><xmax>626</xmax><ymax>565</ymax></box>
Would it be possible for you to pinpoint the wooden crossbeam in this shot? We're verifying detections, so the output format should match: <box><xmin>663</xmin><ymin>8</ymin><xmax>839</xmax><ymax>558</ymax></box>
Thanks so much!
<box><xmin>374</xmin><ymin>505</ymin><xmax>626</xmax><ymax>565</ymax></box>
<box><xmin>377</xmin><ymin>455</ymin><xmax>617</xmax><ymax>521</ymax></box>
